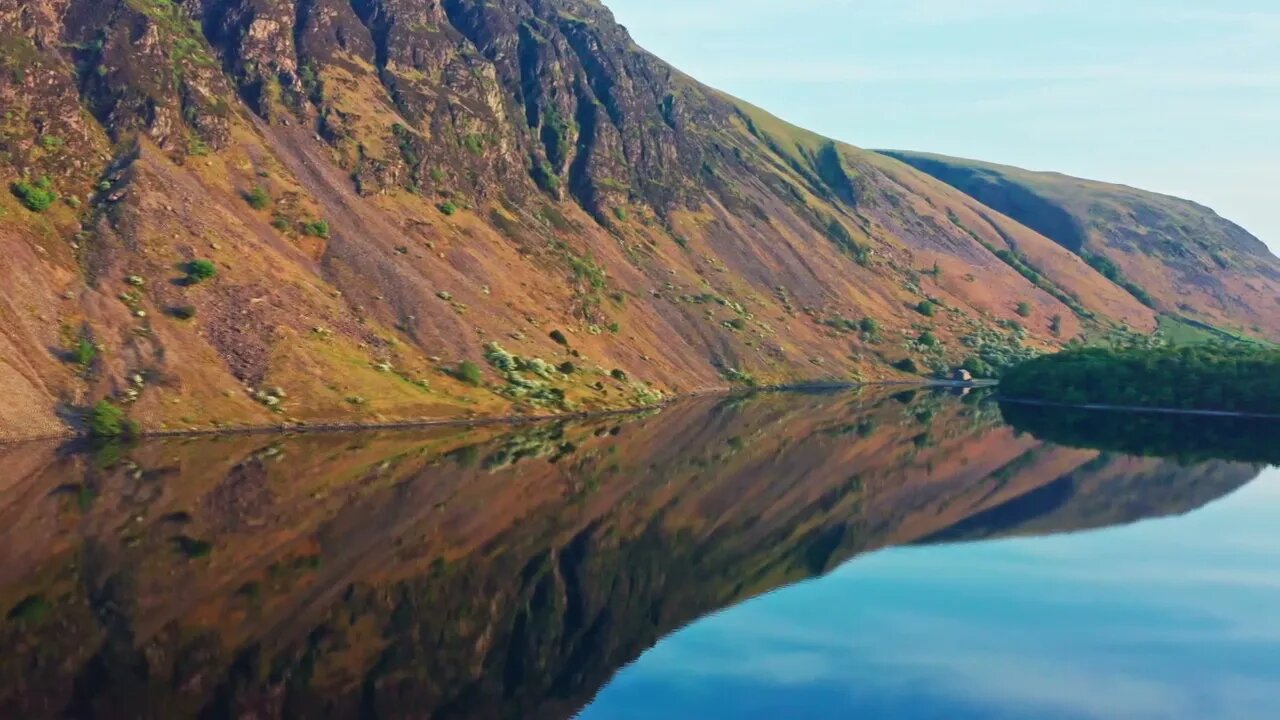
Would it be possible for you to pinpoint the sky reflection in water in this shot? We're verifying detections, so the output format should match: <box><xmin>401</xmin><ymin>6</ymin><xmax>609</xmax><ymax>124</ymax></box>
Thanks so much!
<box><xmin>583</xmin><ymin>469</ymin><xmax>1280</xmax><ymax>720</ymax></box>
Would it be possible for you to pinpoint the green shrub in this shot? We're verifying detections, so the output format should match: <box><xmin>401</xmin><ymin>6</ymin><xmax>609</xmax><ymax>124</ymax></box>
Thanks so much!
<box><xmin>452</xmin><ymin>360</ymin><xmax>483</xmax><ymax>386</ymax></box>
<box><xmin>893</xmin><ymin>358</ymin><xmax>919</xmax><ymax>374</ymax></box>
<box><xmin>439</xmin><ymin>201</ymin><xmax>458</xmax><ymax>216</ymax></box>
<box><xmin>72</xmin><ymin>338</ymin><xmax>97</xmax><ymax>367</ymax></box>
<box><xmin>915</xmin><ymin>300</ymin><xmax>936</xmax><ymax>318</ymax></box>
<box><xmin>607</xmin><ymin>321</ymin><xmax>621</xmax><ymax>333</ymax></box>
<box><xmin>302</xmin><ymin>219</ymin><xmax>330</xmax><ymax>238</ymax></box>
<box><xmin>12</xmin><ymin>176</ymin><xmax>58</xmax><ymax>212</ymax></box>
<box><xmin>245</xmin><ymin>185</ymin><xmax>271</xmax><ymax>210</ymax></box>
<box><xmin>859</xmin><ymin>317</ymin><xmax>881</xmax><ymax>337</ymax></box>
<box><xmin>87</xmin><ymin>400</ymin><xmax>137</xmax><ymax>438</ymax></box>
<box><xmin>39</xmin><ymin>135</ymin><xmax>64</xmax><ymax>152</ymax></box>
<box><xmin>610</xmin><ymin>368</ymin><xmax>628</xmax><ymax>382</ymax></box>
<box><xmin>1016</xmin><ymin>301</ymin><xmax>1033</xmax><ymax>318</ymax></box>
<box><xmin>613</xmin><ymin>206</ymin><xmax>629</xmax><ymax>222</ymax></box>
<box><xmin>1050</xmin><ymin>314</ymin><xmax>1064</xmax><ymax>337</ymax></box>
<box><xmin>169</xmin><ymin>305</ymin><xmax>197</xmax><ymax>320</ymax></box>
<box><xmin>557</xmin><ymin>361</ymin><xmax>576</xmax><ymax>374</ymax></box>
<box><xmin>918</xmin><ymin>331</ymin><xmax>939</xmax><ymax>348</ymax></box>
<box><xmin>185</xmin><ymin>259</ymin><xmax>217</xmax><ymax>282</ymax></box>
<box><xmin>463</xmin><ymin>133</ymin><xmax>485</xmax><ymax>156</ymax></box>
<box><xmin>271</xmin><ymin>216</ymin><xmax>290</xmax><ymax>231</ymax></box>
<box><xmin>549</xmin><ymin>329</ymin><xmax>569</xmax><ymax>346</ymax></box>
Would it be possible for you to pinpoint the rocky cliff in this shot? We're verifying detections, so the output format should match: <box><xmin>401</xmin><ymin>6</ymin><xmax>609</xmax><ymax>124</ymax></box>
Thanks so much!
<box><xmin>0</xmin><ymin>0</ymin><xmax>1268</xmax><ymax>439</ymax></box>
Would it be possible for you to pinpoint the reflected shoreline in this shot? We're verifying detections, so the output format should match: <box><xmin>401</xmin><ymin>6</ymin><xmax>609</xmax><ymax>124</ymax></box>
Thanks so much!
<box><xmin>0</xmin><ymin>388</ymin><xmax>1262</xmax><ymax>718</ymax></box>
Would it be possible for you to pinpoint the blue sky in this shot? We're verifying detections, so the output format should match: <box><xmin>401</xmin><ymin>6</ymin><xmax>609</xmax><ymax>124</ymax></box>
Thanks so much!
<box><xmin>605</xmin><ymin>0</ymin><xmax>1280</xmax><ymax>255</ymax></box>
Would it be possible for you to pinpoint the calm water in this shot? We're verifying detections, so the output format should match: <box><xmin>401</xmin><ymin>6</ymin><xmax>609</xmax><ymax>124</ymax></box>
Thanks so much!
<box><xmin>0</xmin><ymin>388</ymin><xmax>1275</xmax><ymax>719</ymax></box>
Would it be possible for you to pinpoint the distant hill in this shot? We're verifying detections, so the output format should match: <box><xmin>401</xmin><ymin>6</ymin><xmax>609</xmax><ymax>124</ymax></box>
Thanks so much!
<box><xmin>881</xmin><ymin>151</ymin><xmax>1280</xmax><ymax>341</ymax></box>
<box><xmin>0</xmin><ymin>0</ymin><xmax>1266</xmax><ymax>438</ymax></box>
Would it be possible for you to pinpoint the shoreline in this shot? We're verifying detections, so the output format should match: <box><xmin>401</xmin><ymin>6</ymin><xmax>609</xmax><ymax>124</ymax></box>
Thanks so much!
<box><xmin>997</xmin><ymin>397</ymin><xmax>1280</xmax><ymax>420</ymax></box>
<box><xmin>0</xmin><ymin>379</ymin><xmax>994</xmax><ymax>446</ymax></box>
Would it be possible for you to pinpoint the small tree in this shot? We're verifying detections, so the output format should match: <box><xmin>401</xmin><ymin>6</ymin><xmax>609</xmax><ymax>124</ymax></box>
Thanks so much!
<box><xmin>1016</xmin><ymin>301</ymin><xmax>1033</xmax><ymax>318</ymax></box>
<box><xmin>915</xmin><ymin>300</ymin><xmax>936</xmax><ymax>318</ymax></box>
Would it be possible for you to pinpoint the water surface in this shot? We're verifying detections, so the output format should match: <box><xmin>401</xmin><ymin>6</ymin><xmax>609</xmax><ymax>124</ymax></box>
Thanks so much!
<box><xmin>0</xmin><ymin>388</ymin><xmax>1273</xmax><ymax>718</ymax></box>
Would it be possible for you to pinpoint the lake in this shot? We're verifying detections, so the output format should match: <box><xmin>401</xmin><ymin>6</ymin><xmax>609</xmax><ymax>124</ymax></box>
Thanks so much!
<box><xmin>0</xmin><ymin>387</ymin><xmax>1275</xmax><ymax>718</ymax></box>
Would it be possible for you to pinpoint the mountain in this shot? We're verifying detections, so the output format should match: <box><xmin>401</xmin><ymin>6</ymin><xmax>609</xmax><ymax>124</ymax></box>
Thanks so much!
<box><xmin>0</xmin><ymin>0</ymin><xmax>1266</xmax><ymax>440</ymax></box>
<box><xmin>881</xmin><ymin>151</ymin><xmax>1280</xmax><ymax>341</ymax></box>
<box><xmin>0</xmin><ymin>389</ymin><xmax>1258</xmax><ymax>717</ymax></box>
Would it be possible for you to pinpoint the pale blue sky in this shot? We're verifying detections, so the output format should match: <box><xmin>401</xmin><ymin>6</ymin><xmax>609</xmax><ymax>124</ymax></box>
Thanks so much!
<box><xmin>606</xmin><ymin>0</ymin><xmax>1280</xmax><ymax>255</ymax></box>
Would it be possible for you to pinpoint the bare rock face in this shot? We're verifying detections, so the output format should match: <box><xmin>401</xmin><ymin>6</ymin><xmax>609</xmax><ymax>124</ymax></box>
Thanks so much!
<box><xmin>0</xmin><ymin>0</ymin><xmax>1271</xmax><ymax>439</ymax></box>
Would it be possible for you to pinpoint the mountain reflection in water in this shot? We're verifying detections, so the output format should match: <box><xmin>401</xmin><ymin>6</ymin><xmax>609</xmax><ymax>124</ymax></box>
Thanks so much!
<box><xmin>0</xmin><ymin>388</ymin><xmax>1265</xmax><ymax>719</ymax></box>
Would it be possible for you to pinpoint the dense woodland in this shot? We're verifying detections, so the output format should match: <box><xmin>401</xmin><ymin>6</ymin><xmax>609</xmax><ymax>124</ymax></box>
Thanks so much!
<box><xmin>1000</xmin><ymin>345</ymin><xmax>1280</xmax><ymax>415</ymax></box>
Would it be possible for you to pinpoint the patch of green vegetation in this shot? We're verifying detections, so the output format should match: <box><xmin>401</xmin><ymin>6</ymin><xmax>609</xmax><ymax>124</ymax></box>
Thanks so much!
<box><xmin>245</xmin><ymin>185</ymin><xmax>270</xmax><ymax>210</ymax></box>
<box><xmin>184</xmin><ymin>259</ymin><xmax>217</xmax><ymax>283</ymax></box>
<box><xmin>168</xmin><ymin>305</ymin><xmax>197</xmax><ymax>320</ymax></box>
<box><xmin>532</xmin><ymin>161</ymin><xmax>561</xmax><ymax>193</ymax></box>
<box><xmin>7</xmin><ymin>594</ymin><xmax>51</xmax><ymax>625</ymax></box>
<box><xmin>610</xmin><ymin>368</ymin><xmax>629</xmax><ymax>382</ymax></box>
<box><xmin>549</xmin><ymin>329</ymin><xmax>569</xmax><ymax>346</ymax></box>
<box><xmin>1001</xmin><ymin>345</ymin><xmax>1280</xmax><ymax>414</ymax></box>
<box><xmin>450</xmin><ymin>360</ymin><xmax>484</xmax><ymax>386</ymax></box>
<box><xmin>1016</xmin><ymin>301</ymin><xmax>1033</xmax><ymax>318</ymax></box>
<box><xmin>439</xmin><ymin>201</ymin><xmax>458</xmax><ymax>216</ymax></box>
<box><xmin>613</xmin><ymin>206</ymin><xmax>629</xmax><ymax>222</ymax></box>
<box><xmin>1084</xmin><ymin>253</ymin><xmax>1155</xmax><ymax>308</ymax></box>
<box><xmin>463</xmin><ymin>133</ymin><xmax>486</xmax><ymax>156</ymax></box>
<box><xmin>11</xmin><ymin>176</ymin><xmax>58</xmax><ymax>212</ymax></box>
<box><xmin>302</xmin><ymin>219</ymin><xmax>330</xmax><ymax>238</ymax></box>
<box><xmin>915</xmin><ymin>300</ymin><xmax>936</xmax><ymax>317</ymax></box>
<box><xmin>87</xmin><ymin>400</ymin><xmax>139</xmax><ymax>438</ymax></box>
<box><xmin>918</xmin><ymin>330</ymin><xmax>940</xmax><ymax>348</ymax></box>
<box><xmin>824</xmin><ymin>217</ymin><xmax>871</xmax><ymax>266</ymax></box>
<box><xmin>959</xmin><ymin>325</ymin><xmax>1039</xmax><ymax>378</ymax></box>
<box><xmin>72</xmin><ymin>337</ymin><xmax>97</xmax><ymax>368</ymax></box>
<box><xmin>1157</xmin><ymin>315</ymin><xmax>1276</xmax><ymax>349</ymax></box>
<box><xmin>39</xmin><ymin>135</ymin><xmax>64</xmax><ymax>152</ymax></box>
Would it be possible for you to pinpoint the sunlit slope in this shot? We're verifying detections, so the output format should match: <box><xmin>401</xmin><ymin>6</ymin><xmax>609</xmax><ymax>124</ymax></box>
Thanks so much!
<box><xmin>882</xmin><ymin>151</ymin><xmax>1280</xmax><ymax>341</ymax></box>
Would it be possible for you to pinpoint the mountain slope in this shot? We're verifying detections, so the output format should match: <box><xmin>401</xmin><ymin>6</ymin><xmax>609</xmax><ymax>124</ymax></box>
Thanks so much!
<box><xmin>881</xmin><ymin>151</ymin><xmax>1280</xmax><ymax>341</ymax></box>
<box><xmin>0</xmin><ymin>0</ymin><xmax>1250</xmax><ymax>439</ymax></box>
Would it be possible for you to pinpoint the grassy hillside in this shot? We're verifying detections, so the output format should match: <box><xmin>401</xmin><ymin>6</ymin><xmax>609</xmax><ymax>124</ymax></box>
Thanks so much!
<box><xmin>881</xmin><ymin>151</ymin><xmax>1280</xmax><ymax>342</ymax></box>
